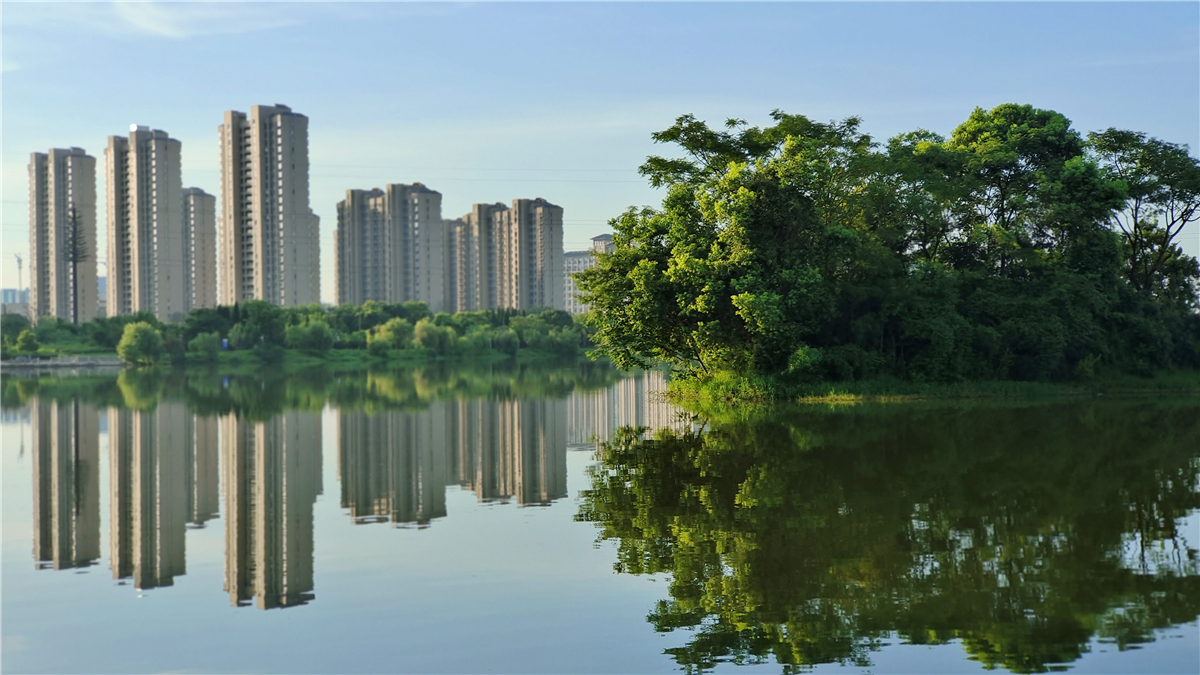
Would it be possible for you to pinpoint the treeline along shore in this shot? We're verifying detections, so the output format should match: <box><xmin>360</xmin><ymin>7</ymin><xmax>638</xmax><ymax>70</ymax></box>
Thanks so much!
<box><xmin>577</xmin><ymin>103</ymin><xmax>1200</xmax><ymax>402</ymax></box>
<box><xmin>0</xmin><ymin>300</ymin><xmax>591</xmax><ymax>369</ymax></box>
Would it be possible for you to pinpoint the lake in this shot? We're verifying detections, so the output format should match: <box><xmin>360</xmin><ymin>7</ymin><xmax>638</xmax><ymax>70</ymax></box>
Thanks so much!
<box><xmin>2</xmin><ymin>364</ymin><xmax>1197</xmax><ymax>674</ymax></box>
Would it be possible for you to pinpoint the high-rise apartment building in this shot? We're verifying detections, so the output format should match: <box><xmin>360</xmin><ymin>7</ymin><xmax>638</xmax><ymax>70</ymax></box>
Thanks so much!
<box><xmin>452</xmin><ymin>202</ymin><xmax>507</xmax><ymax>312</ymax></box>
<box><xmin>29</xmin><ymin>148</ymin><xmax>98</xmax><ymax>324</ymax></box>
<box><xmin>496</xmin><ymin>198</ymin><xmax>564</xmax><ymax>311</ymax></box>
<box><xmin>218</xmin><ymin>104</ymin><xmax>320</xmax><ymax>307</ymax></box>
<box><xmin>334</xmin><ymin>183</ymin><xmax>450</xmax><ymax>312</ymax></box>
<box><xmin>183</xmin><ymin>188</ymin><xmax>217</xmax><ymax>310</ymax></box>
<box><xmin>336</xmin><ymin>188</ymin><xmax>564</xmax><ymax>313</ymax></box>
<box><xmin>105</xmin><ymin>126</ymin><xmax>187</xmax><ymax>322</ymax></box>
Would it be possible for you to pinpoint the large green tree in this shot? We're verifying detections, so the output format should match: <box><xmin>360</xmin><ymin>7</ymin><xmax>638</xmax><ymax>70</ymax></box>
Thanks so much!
<box><xmin>578</xmin><ymin>112</ymin><xmax>871</xmax><ymax>376</ymax></box>
<box><xmin>580</xmin><ymin>105</ymin><xmax>1200</xmax><ymax>385</ymax></box>
<box><xmin>1088</xmin><ymin>128</ymin><xmax>1200</xmax><ymax>307</ymax></box>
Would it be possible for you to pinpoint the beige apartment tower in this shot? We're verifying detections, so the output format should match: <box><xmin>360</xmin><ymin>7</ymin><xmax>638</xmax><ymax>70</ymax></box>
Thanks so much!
<box><xmin>183</xmin><ymin>188</ymin><xmax>217</xmax><ymax>310</ymax></box>
<box><xmin>28</xmin><ymin>148</ymin><xmax>98</xmax><ymax>323</ymax></box>
<box><xmin>334</xmin><ymin>183</ymin><xmax>450</xmax><ymax>312</ymax></box>
<box><xmin>452</xmin><ymin>202</ymin><xmax>506</xmax><ymax>312</ymax></box>
<box><xmin>218</xmin><ymin>104</ymin><xmax>320</xmax><ymax>307</ymax></box>
<box><xmin>105</xmin><ymin>126</ymin><xmax>187</xmax><ymax>322</ymax></box>
<box><xmin>496</xmin><ymin>198</ymin><xmax>564</xmax><ymax>311</ymax></box>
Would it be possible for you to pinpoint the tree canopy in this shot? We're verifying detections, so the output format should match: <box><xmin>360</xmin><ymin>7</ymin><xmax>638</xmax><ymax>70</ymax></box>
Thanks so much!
<box><xmin>577</xmin><ymin>105</ymin><xmax>1200</xmax><ymax>386</ymax></box>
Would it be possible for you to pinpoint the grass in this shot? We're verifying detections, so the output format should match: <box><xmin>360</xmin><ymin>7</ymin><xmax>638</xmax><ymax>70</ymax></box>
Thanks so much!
<box><xmin>669</xmin><ymin>369</ymin><xmax>1200</xmax><ymax>408</ymax></box>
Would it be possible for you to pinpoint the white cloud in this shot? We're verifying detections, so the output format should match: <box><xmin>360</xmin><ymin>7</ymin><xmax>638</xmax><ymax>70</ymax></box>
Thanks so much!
<box><xmin>111</xmin><ymin>1</ymin><xmax>300</xmax><ymax>39</ymax></box>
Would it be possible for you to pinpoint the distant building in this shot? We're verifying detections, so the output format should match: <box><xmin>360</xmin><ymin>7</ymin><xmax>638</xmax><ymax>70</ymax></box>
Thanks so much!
<box><xmin>105</xmin><ymin>126</ymin><xmax>187</xmax><ymax>322</ymax></box>
<box><xmin>218</xmin><ymin>104</ymin><xmax>320</xmax><ymax>307</ymax></box>
<box><xmin>563</xmin><ymin>233</ymin><xmax>615</xmax><ymax>315</ymax></box>
<box><xmin>1</xmin><ymin>288</ymin><xmax>29</xmax><ymax>305</ymax></box>
<box><xmin>563</xmin><ymin>250</ymin><xmax>592</xmax><ymax>315</ymax></box>
<box><xmin>453</xmin><ymin>202</ymin><xmax>508</xmax><ymax>311</ymax></box>
<box><xmin>29</xmin><ymin>148</ymin><xmax>99</xmax><ymax>324</ymax></box>
<box><xmin>1</xmin><ymin>289</ymin><xmax>30</xmax><ymax>318</ymax></box>
<box><xmin>334</xmin><ymin>183</ymin><xmax>451</xmax><ymax>312</ymax></box>
<box><xmin>495</xmin><ymin>198</ymin><xmax>564</xmax><ymax>311</ymax></box>
<box><xmin>183</xmin><ymin>188</ymin><xmax>217</xmax><ymax>310</ymax></box>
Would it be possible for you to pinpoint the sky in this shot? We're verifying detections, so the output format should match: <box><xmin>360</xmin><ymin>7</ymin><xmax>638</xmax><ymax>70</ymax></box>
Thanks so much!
<box><xmin>3</xmin><ymin>1</ymin><xmax>1198</xmax><ymax>304</ymax></box>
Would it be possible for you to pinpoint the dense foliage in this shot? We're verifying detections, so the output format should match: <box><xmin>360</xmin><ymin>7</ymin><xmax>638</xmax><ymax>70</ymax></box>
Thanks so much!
<box><xmin>578</xmin><ymin>401</ymin><xmax>1200</xmax><ymax>673</ymax></box>
<box><xmin>2</xmin><ymin>300</ymin><xmax>590</xmax><ymax>364</ymax></box>
<box><xmin>578</xmin><ymin>104</ymin><xmax>1200</xmax><ymax>385</ymax></box>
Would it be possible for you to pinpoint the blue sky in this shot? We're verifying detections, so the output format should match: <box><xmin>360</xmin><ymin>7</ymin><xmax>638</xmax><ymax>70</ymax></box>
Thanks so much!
<box><xmin>3</xmin><ymin>1</ymin><xmax>1198</xmax><ymax>303</ymax></box>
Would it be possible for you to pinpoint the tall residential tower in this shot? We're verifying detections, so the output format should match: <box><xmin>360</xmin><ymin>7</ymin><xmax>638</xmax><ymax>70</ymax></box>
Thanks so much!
<box><xmin>183</xmin><ymin>188</ymin><xmax>217</xmax><ymax>310</ymax></box>
<box><xmin>496</xmin><ymin>198</ymin><xmax>563</xmax><ymax>311</ymax></box>
<box><xmin>334</xmin><ymin>183</ymin><xmax>450</xmax><ymax>312</ymax></box>
<box><xmin>218</xmin><ymin>104</ymin><xmax>320</xmax><ymax>307</ymax></box>
<box><xmin>29</xmin><ymin>148</ymin><xmax>98</xmax><ymax>323</ymax></box>
<box><xmin>105</xmin><ymin>126</ymin><xmax>187</xmax><ymax>322</ymax></box>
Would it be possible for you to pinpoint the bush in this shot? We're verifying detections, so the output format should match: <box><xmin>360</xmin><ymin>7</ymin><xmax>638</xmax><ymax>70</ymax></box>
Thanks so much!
<box><xmin>285</xmin><ymin>320</ymin><xmax>335</xmax><ymax>353</ymax></box>
<box><xmin>368</xmin><ymin>317</ymin><xmax>414</xmax><ymax>351</ymax></box>
<box><xmin>188</xmin><ymin>331</ymin><xmax>221</xmax><ymax>363</ymax></box>
<box><xmin>117</xmin><ymin>322</ymin><xmax>163</xmax><ymax>365</ymax></box>
<box><xmin>15</xmin><ymin>329</ymin><xmax>39</xmax><ymax>353</ymax></box>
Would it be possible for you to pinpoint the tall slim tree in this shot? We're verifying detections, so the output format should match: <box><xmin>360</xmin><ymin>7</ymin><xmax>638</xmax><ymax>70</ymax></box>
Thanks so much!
<box><xmin>64</xmin><ymin>204</ymin><xmax>90</xmax><ymax>324</ymax></box>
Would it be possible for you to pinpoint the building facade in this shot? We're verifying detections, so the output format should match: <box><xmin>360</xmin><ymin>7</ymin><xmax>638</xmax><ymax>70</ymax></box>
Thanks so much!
<box><xmin>496</xmin><ymin>198</ymin><xmax>564</xmax><ymax>311</ymax></box>
<box><xmin>183</xmin><ymin>188</ymin><xmax>217</xmax><ymax>310</ymax></box>
<box><xmin>29</xmin><ymin>148</ymin><xmax>98</xmax><ymax>324</ymax></box>
<box><xmin>452</xmin><ymin>202</ymin><xmax>507</xmax><ymax>311</ymax></box>
<box><xmin>564</xmin><ymin>233</ymin><xmax>614</xmax><ymax>315</ymax></box>
<box><xmin>105</xmin><ymin>126</ymin><xmax>188</xmax><ymax>322</ymax></box>
<box><xmin>334</xmin><ymin>183</ymin><xmax>451</xmax><ymax>312</ymax></box>
<box><xmin>218</xmin><ymin>104</ymin><xmax>320</xmax><ymax>307</ymax></box>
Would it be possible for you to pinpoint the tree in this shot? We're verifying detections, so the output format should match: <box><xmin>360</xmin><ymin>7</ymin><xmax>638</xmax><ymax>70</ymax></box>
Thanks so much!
<box><xmin>284</xmin><ymin>320</ymin><xmax>334</xmax><ymax>353</ymax></box>
<box><xmin>1</xmin><ymin>313</ymin><xmax>31</xmax><ymax>345</ymax></box>
<box><xmin>578</xmin><ymin>112</ymin><xmax>868</xmax><ymax>376</ymax></box>
<box><xmin>1089</xmin><ymin>128</ymin><xmax>1200</xmax><ymax>307</ymax></box>
<box><xmin>117</xmin><ymin>322</ymin><xmax>163</xmax><ymax>365</ymax></box>
<box><xmin>64</xmin><ymin>205</ymin><xmax>90</xmax><ymax>324</ymax></box>
<box><xmin>187</xmin><ymin>331</ymin><xmax>221</xmax><ymax>363</ymax></box>
<box><xmin>367</xmin><ymin>317</ymin><xmax>414</xmax><ymax>353</ymax></box>
<box><xmin>918</xmin><ymin>104</ymin><xmax>1123</xmax><ymax>273</ymax></box>
<box><xmin>15</xmin><ymin>329</ymin><xmax>39</xmax><ymax>353</ymax></box>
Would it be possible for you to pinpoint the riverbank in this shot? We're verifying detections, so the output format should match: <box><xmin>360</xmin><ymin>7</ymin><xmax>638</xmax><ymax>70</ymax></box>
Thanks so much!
<box><xmin>1</xmin><ymin>355</ymin><xmax>125</xmax><ymax>374</ymax></box>
<box><xmin>668</xmin><ymin>369</ymin><xmax>1200</xmax><ymax>407</ymax></box>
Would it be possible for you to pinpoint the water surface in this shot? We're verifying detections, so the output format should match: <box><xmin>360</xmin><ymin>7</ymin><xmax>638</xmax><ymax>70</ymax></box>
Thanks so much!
<box><xmin>2</xmin><ymin>365</ymin><xmax>1197</xmax><ymax>674</ymax></box>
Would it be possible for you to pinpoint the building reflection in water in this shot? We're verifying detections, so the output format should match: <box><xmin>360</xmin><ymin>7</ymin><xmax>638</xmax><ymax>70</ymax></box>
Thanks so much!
<box><xmin>565</xmin><ymin>369</ymin><xmax>685</xmax><ymax>447</ymax></box>
<box><xmin>27</xmin><ymin>370</ymin><xmax>681</xmax><ymax>605</ymax></box>
<box><xmin>188</xmin><ymin>415</ymin><xmax>220</xmax><ymax>528</ymax></box>
<box><xmin>108</xmin><ymin>403</ymin><xmax>189</xmax><ymax>589</ymax></box>
<box><xmin>222</xmin><ymin>411</ymin><xmax>322</xmax><ymax>609</ymax></box>
<box><xmin>32</xmin><ymin>398</ymin><xmax>101</xmax><ymax>570</ymax></box>
<box><xmin>338</xmin><ymin>398</ymin><xmax>568</xmax><ymax>527</ymax></box>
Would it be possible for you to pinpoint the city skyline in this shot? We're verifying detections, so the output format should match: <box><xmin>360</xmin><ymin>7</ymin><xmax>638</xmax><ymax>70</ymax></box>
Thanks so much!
<box><xmin>4</xmin><ymin>3</ymin><xmax>1196</xmax><ymax>303</ymax></box>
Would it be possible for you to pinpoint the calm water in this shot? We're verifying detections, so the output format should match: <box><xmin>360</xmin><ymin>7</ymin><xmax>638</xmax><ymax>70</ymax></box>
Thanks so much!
<box><xmin>1</xmin><ymin>364</ymin><xmax>1197</xmax><ymax>674</ymax></box>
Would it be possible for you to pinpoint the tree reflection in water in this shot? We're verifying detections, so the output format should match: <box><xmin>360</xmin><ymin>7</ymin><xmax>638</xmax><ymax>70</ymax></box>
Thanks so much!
<box><xmin>577</xmin><ymin>401</ymin><xmax>1200</xmax><ymax>674</ymax></box>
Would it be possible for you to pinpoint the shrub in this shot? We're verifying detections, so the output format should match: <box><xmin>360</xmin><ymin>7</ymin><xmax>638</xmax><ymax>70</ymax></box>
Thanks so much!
<box><xmin>188</xmin><ymin>331</ymin><xmax>221</xmax><ymax>363</ymax></box>
<box><xmin>117</xmin><ymin>322</ymin><xmax>163</xmax><ymax>365</ymax></box>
